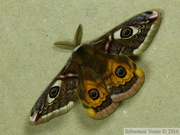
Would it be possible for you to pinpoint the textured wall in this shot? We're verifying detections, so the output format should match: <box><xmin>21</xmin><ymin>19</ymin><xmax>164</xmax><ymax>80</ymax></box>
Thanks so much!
<box><xmin>0</xmin><ymin>0</ymin><xmax>179</xmax><ymax>135</ymax></box>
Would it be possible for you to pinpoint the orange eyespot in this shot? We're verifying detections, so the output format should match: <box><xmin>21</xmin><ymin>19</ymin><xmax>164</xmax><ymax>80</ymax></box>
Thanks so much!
<box><xmin>115</xmin><ymin>66</ymin><xmax>126</xmax><ymax>78</ymax></box>
<box><xmin>49</xmin><ymin>86</ymin><xmax>60</xmax><ymax>98</ymax></box>
<box><xmin>88</xmin><ymin>89</ymin><xmax>99</xmax><ymax>100</ymax></box>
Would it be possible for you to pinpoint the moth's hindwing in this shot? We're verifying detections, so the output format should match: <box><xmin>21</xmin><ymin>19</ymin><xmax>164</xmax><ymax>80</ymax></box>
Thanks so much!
<box><xmin>76</xmin><ymin>50</ymin><xmax>144</xmax><ymax>119</ymax></box>
<box><xmin>91</xmin><ymin>11</ymin><xmax>162</xmax><ymax>55</ymax></box>
<box><xmin>104</xmin><ymin>55</ymin><xmax>145</xmax><ymax>102</ymax></box>
<box><xmin>29</xmin><ymin>58</ymin><xmax>78</xmax><ymax>125</ymax></box>
<box><xmin>76</xmin><ymin>64</ymin><xmax>120</xmax><ymax>120</ymax></box>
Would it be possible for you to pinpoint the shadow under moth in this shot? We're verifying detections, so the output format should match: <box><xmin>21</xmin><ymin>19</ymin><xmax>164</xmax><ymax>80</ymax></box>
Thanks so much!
<box><xmin>29</xmin><ymin>11</ymin><xmax>162</xmax><ymax>125</ymax></box>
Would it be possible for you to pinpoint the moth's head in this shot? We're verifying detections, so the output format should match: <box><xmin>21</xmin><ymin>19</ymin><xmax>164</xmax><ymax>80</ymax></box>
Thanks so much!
<box><xmin>73</xmin><ymin>44</ymin><xmax>94</xmax><ymax>54</ymax></box>
<box><xmin>72</xmin><ymin>44</ymin><xmax>95</xmax><ymax>64</ymax></box>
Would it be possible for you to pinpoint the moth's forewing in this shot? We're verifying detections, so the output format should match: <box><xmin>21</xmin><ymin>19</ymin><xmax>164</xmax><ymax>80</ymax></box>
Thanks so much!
<box><xmin>29</xmin><ymin>59</ymin><xmax>78</xmax><ymax>125</ymax></box>
<box><xmin>91</xmin><ymin>11</ymin><xmax>162</xmax><ymax>55</ymax></box>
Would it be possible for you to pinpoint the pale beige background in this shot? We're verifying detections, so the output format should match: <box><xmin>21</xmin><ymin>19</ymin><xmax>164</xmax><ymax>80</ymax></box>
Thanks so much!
<box><xmin>0</xmin><ymin>0</ymin><xmax>179</xmax><ymax>135</ymax></box>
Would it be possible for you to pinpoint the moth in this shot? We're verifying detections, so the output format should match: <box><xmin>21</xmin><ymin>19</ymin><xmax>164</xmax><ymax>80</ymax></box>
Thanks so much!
<box><xmin>29</xmin><ymin>11</ymin><xmax>162</xmax><ymax>125</ymax></box>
